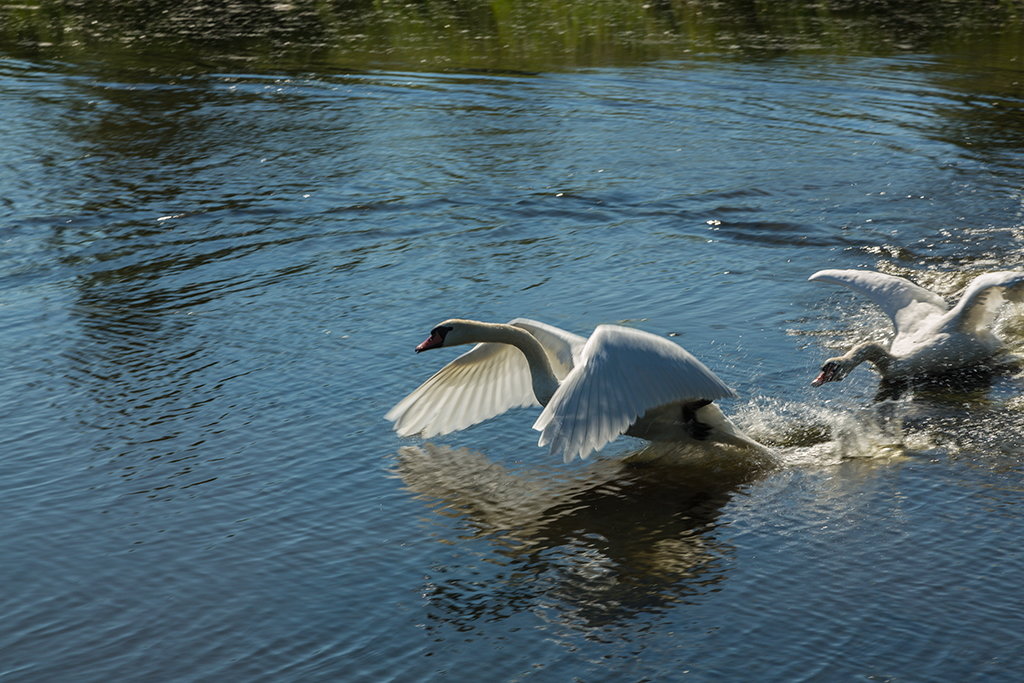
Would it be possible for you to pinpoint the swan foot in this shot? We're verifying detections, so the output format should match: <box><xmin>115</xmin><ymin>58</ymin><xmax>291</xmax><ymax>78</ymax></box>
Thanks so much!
<box><xmin>681</xmin><ymin>399</ymin><xmax>713</xmax><ymax>441</ymax></box>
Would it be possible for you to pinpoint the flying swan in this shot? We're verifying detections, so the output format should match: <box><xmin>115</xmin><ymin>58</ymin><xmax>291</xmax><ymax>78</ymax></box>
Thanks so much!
<box><xmin>809</xmin><ymin>268</ymin><xmax>1024</xmax><ymax>387</ymax></box>
<box><xmin>386</xmin><ymin>318</ymin><xmax>764</xmax><ymax>462</ymax></box>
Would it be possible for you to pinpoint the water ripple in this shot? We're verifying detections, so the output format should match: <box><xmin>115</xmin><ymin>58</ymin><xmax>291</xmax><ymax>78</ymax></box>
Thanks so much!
<box><xmin>3</xmin><ymin>37</ymin><xmax>1024</xmax><ymax>682</ymax></box>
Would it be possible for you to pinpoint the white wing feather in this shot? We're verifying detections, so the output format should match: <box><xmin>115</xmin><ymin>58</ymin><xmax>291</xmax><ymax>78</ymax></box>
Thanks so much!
<box><xmin>945</xmin><ymin>271</ymin><xmax>1024</xmax><ymax>333</ymax></box>
<box><xmin>385</xmin><ymin>319</ymin><xmax>585</xmax><ymax>439</ymax></box>
<box><xmin>533</xmin><ymin>325</ymin><xmax>736</xmax><ymax>463</ymax></box>
<box><xmin>809</xmin><ymin>269</ymin><xmax>948</xmax><ymax>336</ymax></box>
<box><xmin>385</xmin><ymin>340</ymin><xmax>538</xmax><ymax>438</ymax></box>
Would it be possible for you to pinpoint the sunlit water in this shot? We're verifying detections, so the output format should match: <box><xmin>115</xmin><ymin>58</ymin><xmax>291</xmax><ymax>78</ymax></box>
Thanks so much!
<box><xmin>3</xmin><ymin>9</ymin><xmax>1024</xmax><ymax>681</ymax></box>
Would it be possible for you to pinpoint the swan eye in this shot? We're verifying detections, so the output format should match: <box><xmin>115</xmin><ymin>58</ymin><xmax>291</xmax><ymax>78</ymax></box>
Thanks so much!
<box><xmin>812</xmin><ymin>361</ymin><xmax>843</xmax><ymax>386</ymax></box>
<box><xmin>415</xmin><ymin>325</ymin><xmax>456</xmax><ymax>353</ymax></box>
<box><xmin>430</xmin><ymin>325</ymin><xmax>453</xmax><ymax>342</ymax></box>
<box><xmin>822</xmin><ymin>361</ymin><xmax>845</xmax><ymax>380</ymax></box>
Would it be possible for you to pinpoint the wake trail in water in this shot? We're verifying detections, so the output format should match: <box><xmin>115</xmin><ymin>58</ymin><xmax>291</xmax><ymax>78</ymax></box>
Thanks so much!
<box><xmin>733</xmin><ymin>396</ymin><xmax>936</xmax><ymax>468</ymax></box>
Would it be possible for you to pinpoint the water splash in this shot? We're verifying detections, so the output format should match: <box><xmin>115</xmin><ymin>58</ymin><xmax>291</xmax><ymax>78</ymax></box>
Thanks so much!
<box><xmin>733</xmin><ymin>396</ymin><xmax>933</xmax><ymax>467</ymax></box>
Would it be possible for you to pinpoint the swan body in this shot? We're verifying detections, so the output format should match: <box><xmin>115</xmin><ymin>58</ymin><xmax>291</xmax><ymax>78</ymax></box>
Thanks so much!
<box><xmin>809</xmin><ymin>269</ymin><xmax>1024</xmax><ymax>386</ymax></box>
<box><xmin>386</xmin><ymin>318</ymin><xmax>764</xmax><ymax>462</ymax></box>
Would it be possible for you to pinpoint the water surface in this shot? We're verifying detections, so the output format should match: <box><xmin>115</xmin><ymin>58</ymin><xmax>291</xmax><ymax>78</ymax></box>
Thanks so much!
<box><xmin>2</xmin><ymin>1</ymin><xmax>1024</xmax><ymax>680</ymax></box>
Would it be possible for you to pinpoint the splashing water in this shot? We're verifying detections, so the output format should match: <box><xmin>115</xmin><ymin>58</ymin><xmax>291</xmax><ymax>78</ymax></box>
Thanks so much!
<box><xmin>733</xmin><ymin>396</ymin><xmax>937</xmax><ymax>467</ymax></box>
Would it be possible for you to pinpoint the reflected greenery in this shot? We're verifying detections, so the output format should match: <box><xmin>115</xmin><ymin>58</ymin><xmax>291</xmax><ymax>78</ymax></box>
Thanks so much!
<box><xmin>1</xmin><ymin>0</ymin><xmax>1021</xmax><ymax>72</ymax></box>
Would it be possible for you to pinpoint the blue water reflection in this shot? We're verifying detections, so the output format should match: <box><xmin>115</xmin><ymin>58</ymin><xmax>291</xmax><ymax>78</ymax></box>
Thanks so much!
<box><xmin>2</xmin><ymin>8</ymin><xmax>1024</xmax><ymax>679</ymax></box>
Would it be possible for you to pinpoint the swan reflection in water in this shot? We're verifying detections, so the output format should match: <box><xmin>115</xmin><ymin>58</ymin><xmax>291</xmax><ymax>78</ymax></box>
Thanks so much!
<box><xmin>872</xmin><ymin>357</ymin><xmax>1020</xmax><ymax>402</ymax></box>
<box><xmin>392</xmin><ymin>442</ymin><xmax>775</xmax><ymax>632</ymax></box>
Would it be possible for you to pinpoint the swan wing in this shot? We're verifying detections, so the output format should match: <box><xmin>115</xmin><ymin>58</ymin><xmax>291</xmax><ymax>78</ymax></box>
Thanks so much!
<box><xmin>945</xmin><ymin>271</ymin><xmax>1024</xmax><ymax>333</ymax></box>
<box><xmin>533</xmin><ymin>325</ymin><xmax>737</xmax><ymax>462</ymax></box>
<box><xmin>809</xmin><ymin>269</ymin><xmax>947</xmax><ymax>335</ymax></box>
<box><xmin>386</xmin><ymin>338</ymin><xmax>538</xmax><ymax>438</ymax></box>
<box><xmin>508</xmin><ymin>318</ymin><xmax>587</xmax><ymax>379</ymax></box>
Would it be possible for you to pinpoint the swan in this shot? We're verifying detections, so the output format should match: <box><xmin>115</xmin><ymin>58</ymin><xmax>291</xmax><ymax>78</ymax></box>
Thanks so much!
<box><xmin>385</xmin><ymin>318</ymin><xmax>764</xmax><ymax>462</ymax></box>
<box><xmin>809</xmin><ymin>268</ymin><xmax>1024</xmax><ymax>387</ymax></box>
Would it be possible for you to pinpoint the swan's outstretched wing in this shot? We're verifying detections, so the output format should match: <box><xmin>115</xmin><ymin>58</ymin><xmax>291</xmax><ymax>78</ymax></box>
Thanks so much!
<box><xmin>533</xmin><ymin>325</ymin><xmax>736</xmax><ymax>462</ymax></box>
<box><xmin>386</xmin><ymin>339</ymin><xmax>539</xmax><ymax>438</ymax></box>
<box><xmin>945</xmin><ymin>271</ymin><xmax>1024</xmax><ymax>333</ymax></box>
<box><xmin>385</xmin><ymin>319</ymin><xmax>583</xmax><ymax>439</ymax></box>
<box><xmin>809</xmin><ymin>269</ymin><xmax>947</xmax><ymax>336</ymax></box>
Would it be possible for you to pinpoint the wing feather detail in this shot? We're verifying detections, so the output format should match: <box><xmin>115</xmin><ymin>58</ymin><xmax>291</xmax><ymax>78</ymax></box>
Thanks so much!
<box><xmin>533</xmin><ymin>325</ymin><xmax>736</xmax><ymax>462</ymax></box>
<box><xmin>809</xmin><ymin>269</ymin><xmax>947</xmax><ymax>336</ymax></box>
<box><xmin>946</xmin><ymin>271</ymin><xmax>1024</xmax><ymax>333</ymax></box>
<box><xmin>386</xmin><ymin>340</ymin><xmax>539</xmax><ymax>438</ymax></box>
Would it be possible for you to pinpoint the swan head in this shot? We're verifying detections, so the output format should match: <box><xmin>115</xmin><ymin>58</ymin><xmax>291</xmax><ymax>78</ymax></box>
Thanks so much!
<box><xmin>811</xmin><ymin>342</ymin><xmax>891</xmax><ymax>386</ymax></box>
<box><xmin>415</xmin><ymin>321</ymin><xmax>457</xmax><ymax>352</ymax></box>
<box><xmin>811</xmin><ymin>357</ymin><xmax>855</xmax><ymax>386</ymax></box>
<box><xmin>415</xmin><ymin>319</ymin><xmax>484</xmax><ymax>352</ymax></box>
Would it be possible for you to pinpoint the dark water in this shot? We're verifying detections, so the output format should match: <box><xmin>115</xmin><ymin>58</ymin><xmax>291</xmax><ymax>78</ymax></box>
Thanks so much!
<box><xmin>2</xmin><ymin>1</ymin><xmax>1024</xmax><ymax>680</ymax></box>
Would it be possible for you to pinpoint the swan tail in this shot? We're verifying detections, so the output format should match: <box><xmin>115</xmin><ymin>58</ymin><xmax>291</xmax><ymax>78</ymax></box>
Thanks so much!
<box><xmin>696</xmin><ymin>403</ymin><xmax>769</xmax><ymax>452</ymax></box>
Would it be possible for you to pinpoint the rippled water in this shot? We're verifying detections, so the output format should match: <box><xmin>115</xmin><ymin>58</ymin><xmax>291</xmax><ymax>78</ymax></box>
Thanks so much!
<box><xmin>3</xmin><ymin>3</ymin><xmax>1024</xmax><ymax>681</ymax></box>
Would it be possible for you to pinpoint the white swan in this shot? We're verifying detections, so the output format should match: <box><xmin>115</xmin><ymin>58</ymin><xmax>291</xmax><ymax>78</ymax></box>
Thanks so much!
<box><xmin>386</xmin><ymin>318</ymin><xmax>764</xmax><ymax>462</ymax></box>
<box><xmin>809</xmin><ymin>269</ymin><xmax>1024</xmax><ymax>386</ymax></box>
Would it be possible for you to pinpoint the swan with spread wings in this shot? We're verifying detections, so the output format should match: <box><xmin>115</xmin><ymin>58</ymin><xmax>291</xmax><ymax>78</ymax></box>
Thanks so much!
<box><xmin>809</xmin><ymin>269</ymin><xmax>1024</xmax><ymax>387</ymax></box>
<box><xmin>386</xmin><ymin>318</ymin><xmax>764</xmax><ymax>462</ymax></box>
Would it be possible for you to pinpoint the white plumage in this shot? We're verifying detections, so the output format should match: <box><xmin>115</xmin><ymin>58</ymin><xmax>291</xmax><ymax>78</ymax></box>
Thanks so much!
<box><xmin>809</xmin><ymin>268</ymin><xmax>1024</xmax><ymax>385</ymax></box>
<box><xmin>386</xmin><ymin>318</ymin><xmax>763</xmax><ymax>462</ymax></box>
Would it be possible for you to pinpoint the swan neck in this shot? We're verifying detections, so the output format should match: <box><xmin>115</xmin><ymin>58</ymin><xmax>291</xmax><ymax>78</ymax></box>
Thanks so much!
<box><xmin>849</xmin><ymin>342</ymin><xmax>892</xmax><ymax>371</ymax></box>
<box><xmin>468</xmin><ymin>322</ymin><xmax>560</xmax><ymax>405</ymax></box>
